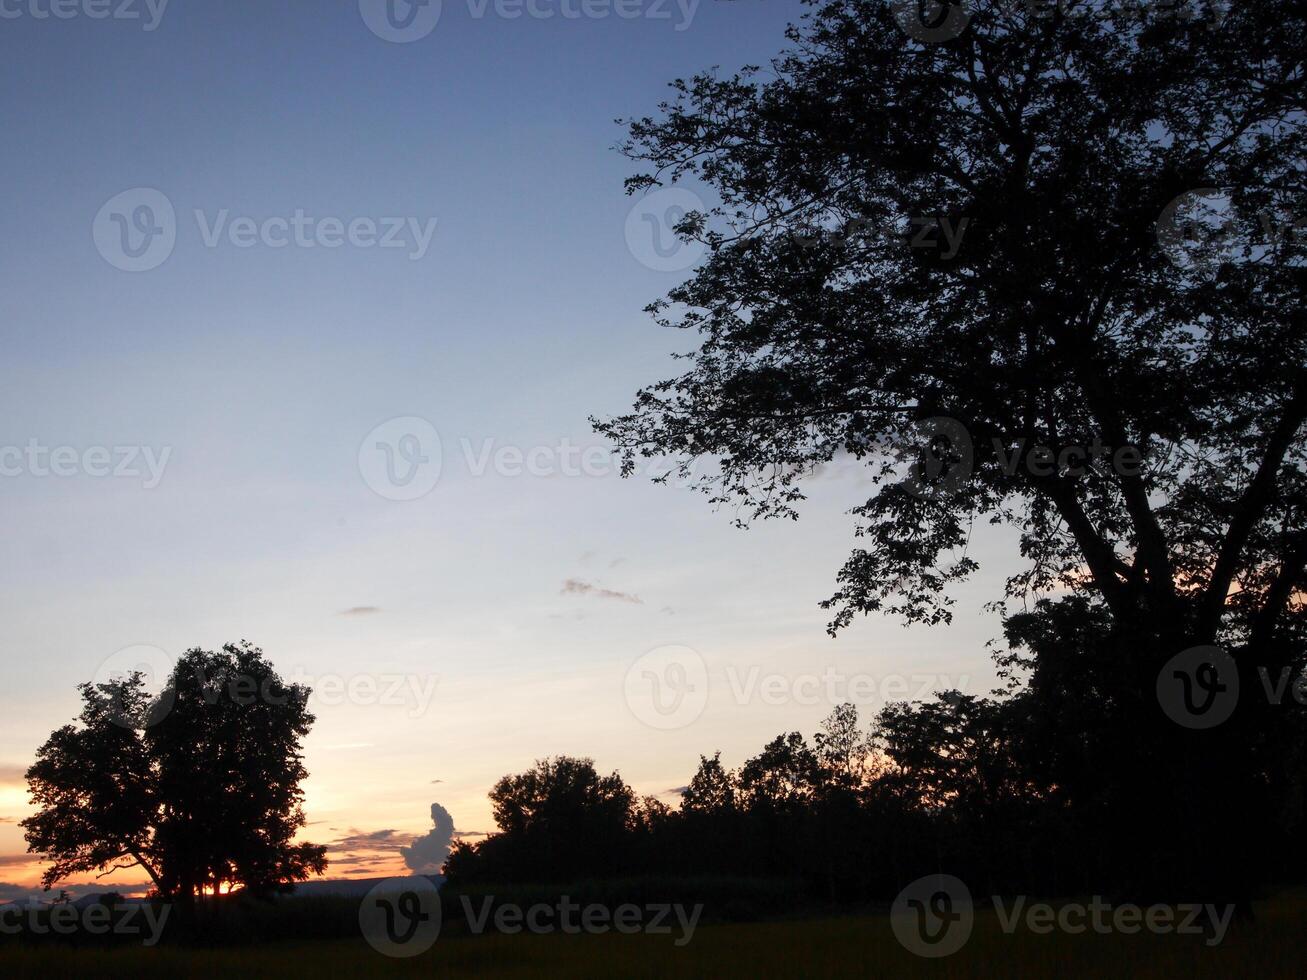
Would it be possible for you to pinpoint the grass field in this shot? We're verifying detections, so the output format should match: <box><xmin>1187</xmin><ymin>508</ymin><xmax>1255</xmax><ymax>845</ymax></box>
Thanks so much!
<box><xmin>3</xmin><ymin>895</ymin><xmax>1305</xmax><ymax>979</ymax></box>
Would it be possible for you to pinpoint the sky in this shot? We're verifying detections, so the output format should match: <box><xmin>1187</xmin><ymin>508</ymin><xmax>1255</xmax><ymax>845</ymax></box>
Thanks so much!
<box><xmin>0</xmin><ymin>0</ymin><xmax>1017</xmax><ymax>898</ymax></box>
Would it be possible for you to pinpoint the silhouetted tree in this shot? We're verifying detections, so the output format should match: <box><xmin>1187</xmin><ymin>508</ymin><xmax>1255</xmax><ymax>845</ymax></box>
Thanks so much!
<box><xmin>446</xmin><ymin>686</ymin><xmax>1307</xmax><ymax>905</ymax></box>
<box><xmin>482</xmin><ymin>756</ymin><xmax>636</xmax><ymax>881</ymax></box>
<box><xmin>680</xmin><ymin>752</ymin><xmax>738</xmax><ymax>816</ymax></box>
<box><xmin>23</xmin><ymin>643</ymin><xmax>327</xmax><ymax>912</ymax></box>
<box><xmin>814</xmin><ymin>702</ymin><xmax>877</xmax><ymax>791</ymax></box>
<box><xmin>739</xmin><ymin>732</ymin><xmax>818</xmax><ymax>810</ymax></box>
<box><xmin>596</xmin><ymin>0</ymin><xmax>1305</xmax><ymax>900</ymax></box>
<box><xmin>22</xmin><ymin>674</ymin><xmax>163</xmax><ymax>895</ymax></box>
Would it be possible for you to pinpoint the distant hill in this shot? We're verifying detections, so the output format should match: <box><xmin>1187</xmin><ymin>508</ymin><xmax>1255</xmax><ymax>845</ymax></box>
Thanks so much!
<box><xmin>283</xmin><ymin>874</ymin><xmax>444</xmax><ymax>898</ymax></box>
<box><xmin>0</xmin><ymin>875</ymin><xmax>445</xmax><ymax>909</ymax></box>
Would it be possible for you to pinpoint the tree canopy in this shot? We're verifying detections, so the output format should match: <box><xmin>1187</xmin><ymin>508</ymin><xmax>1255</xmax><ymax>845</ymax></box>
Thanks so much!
<box><xmin>595</xmin><ymin>0</ymin><xmax>1305</xmax><ymax>901</ymax></box>
<box><xmin>22</xmin><ymin>642</ymin><xmax>327</xmax><ymax>906</ymax></box>
<box><xmin>597</xmin><ymin>0</ymin><xmax>1304</xmax><ymax>653</ymax></box>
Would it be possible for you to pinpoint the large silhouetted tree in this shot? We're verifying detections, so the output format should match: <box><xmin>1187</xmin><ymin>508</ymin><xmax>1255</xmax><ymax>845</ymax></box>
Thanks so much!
<box><xmin>481</xmin><ymin>756</ymin><xmax>636</xmax><ymax>881</ymax></box>
<box><xmin>596</xmin><ymin>1</ymin><xmax>1305</xmax><ymax>900</ymax></box>
<box><xmin>22</xmin><ymin>642</ymin><xmax>326</xmax><ymax>910</ymax></box>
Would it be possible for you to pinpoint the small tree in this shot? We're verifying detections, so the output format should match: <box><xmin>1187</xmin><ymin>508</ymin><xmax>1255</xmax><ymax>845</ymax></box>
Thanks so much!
<box><xmin>814</xmin><ymin>703</ymin><xmax>876</xmax><ymax>791</ymax></box>
<box><xmin>680</xmin><ymin>752</ymin><xmax>739</xmax><ymax>815</ymax></box>
<box><xmin>22</xmin><ymin>642</ymin><xmax>327</xmax><ymax>908</ymax></box>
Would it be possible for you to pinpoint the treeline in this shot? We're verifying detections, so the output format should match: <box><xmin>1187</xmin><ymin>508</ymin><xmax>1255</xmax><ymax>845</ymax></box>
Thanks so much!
<box><xmin>446</xmin><ymin>599</ymin><xmax>1307</xmax><ymax>903</ymax></box>
<box><xmin>444</xmin><ymin>698</ymin><xmax>1069</xmax><ymax>902</ymax></box>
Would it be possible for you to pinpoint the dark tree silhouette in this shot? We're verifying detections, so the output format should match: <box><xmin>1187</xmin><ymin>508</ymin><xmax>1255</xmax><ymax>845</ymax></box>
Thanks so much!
<box><xmin>22</xmin><ymin>673</ymin><xmax>163</xmax><ymax>895</ymax></box>
<box><xmin>595</xmin><ymin>0</ymin><xmax>1305</xmax><ymax>900</ymax></box>
<box><xmin>449</xmin><ymin>696</ymin><xmax>1303</xmax><ymax>905</ymax></box>
<box><xmin>681</xmin><ymin>752</ymin><xmax>739</xmax><ymax>816</ymax></box>
<box><xmin>469</xmin><ymin>756</ymin><xmax>636</xmax><ymax>882</ymax></box>
<box><xmin>22</xmin><ymin>642</ymin><xmax>327</xmax><ymax>910</ymax></box>
<box><xmin>814</xmin><ymin>702</ymin><xmax>876</xmax><ymax>791</ymax></box>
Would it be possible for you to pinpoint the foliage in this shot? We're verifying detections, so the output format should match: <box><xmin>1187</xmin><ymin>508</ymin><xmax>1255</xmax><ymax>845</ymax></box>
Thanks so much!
<box><xmin>594</xmin><ymin>0</ymin><xmax>1307</xmax><ymax>900</ymax></box>
<box><xmin>597</xmin><ymin>0</ymin><xmax>1305</xmax><ymax>652</ymax></box>
<box><xmin>22</xmin><ymin>643</ymin><xmax>326</xmax><ymax>905</ymax></box>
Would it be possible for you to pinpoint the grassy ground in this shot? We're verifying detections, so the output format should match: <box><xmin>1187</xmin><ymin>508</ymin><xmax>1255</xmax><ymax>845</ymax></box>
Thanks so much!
<box><xmin>3</xmin><ymin>895</ymin><xmax>1305</xmax><ymax>979</ymax></box>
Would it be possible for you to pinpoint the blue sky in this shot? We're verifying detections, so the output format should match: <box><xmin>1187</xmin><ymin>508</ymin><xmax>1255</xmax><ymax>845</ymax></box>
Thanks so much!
<box><xmin>0</xmin><ymin>0</ymin><xmax>1015</xmax><ymax>888</ymax></box>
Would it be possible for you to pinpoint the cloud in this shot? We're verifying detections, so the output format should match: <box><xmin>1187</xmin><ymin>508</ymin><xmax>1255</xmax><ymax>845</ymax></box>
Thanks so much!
<box><xmin>400</xmin><ymin>803</ymin><xmax>455</xmax><ymax>874</ymax></box>
<box><xmin>340</xmin><ymin>606</ymin><xmax>382</xmax><ymax>616</ymax></box>
<box><xmin>329</xmin><ymin>829</ymin><xmax>401</xmax><ymax>852</ymax></box>
<box><xmin>560</xmin><ymin>579</ymin><xmax>642</xmax><ymax>605</ymax></box>
<box><xmin>0</xmin><ymin>854</ymin><xmax>36</xmax><ymax>868</ymax></box>
<box><xmin>324</xmin><ymin>827</ymin><xmax>406</xmax><ymax>878</ymax></box>
<box><xmin>666</xmin><ymin>786</ymin><xmax>690</xmax><ymax>797</ymax></box>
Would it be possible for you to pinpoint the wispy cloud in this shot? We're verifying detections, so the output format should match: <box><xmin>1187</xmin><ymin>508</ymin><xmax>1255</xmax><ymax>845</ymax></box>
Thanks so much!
<box><xmin>330</xmin><ymin>829</ymin><xmax>401</xmax><ymax>851</ymax></box>
<box><xmin>340</xmin><ymin>606</ymin><xmax>382</xmax><ymax>616</ymax></box>
<box><xmin>0</xmin><ymin>764</ymin><xmax>27</xmax><ymax>784</ymax></box>
<box><xmin>561</xmin><ymin>578</ymin><xmax>642</xmax><ymax>605</ymax></box>
<box><xmin>325</xmin><ymin>828</ymin><xmax>406</xmax><ymax>878</ymax></box>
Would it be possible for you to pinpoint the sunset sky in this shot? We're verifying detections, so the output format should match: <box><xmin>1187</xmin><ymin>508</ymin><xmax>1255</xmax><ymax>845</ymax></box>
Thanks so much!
<box><xmin>0</xmin><ymin>1</ymin><xmax>1015</xmax><ymax>900</ymax></box>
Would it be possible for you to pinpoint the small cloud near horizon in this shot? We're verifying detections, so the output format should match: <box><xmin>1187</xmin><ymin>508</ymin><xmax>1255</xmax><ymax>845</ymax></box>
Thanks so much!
<box><xmin>561</xmin><ymin>578</ymin><xmax>642</xmax><ymax>605</ymax></box>
<box><xmin>340</xmin><ymin>606</ymin><xmax>382</xmax><ymax>616</ymax></box>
